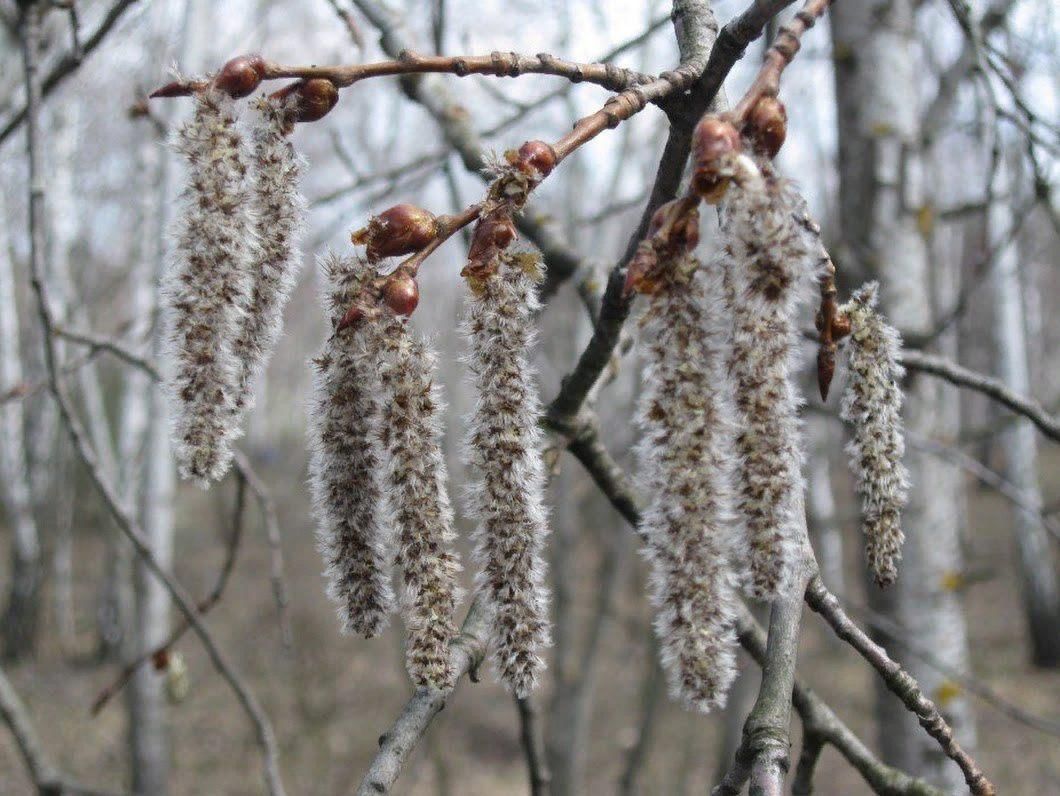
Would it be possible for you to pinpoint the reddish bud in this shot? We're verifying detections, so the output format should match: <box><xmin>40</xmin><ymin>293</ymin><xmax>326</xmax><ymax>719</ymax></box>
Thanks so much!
<box><xmin>510</xmin><ymin>140</ymin><xmax>557</xmax><ymax>178</ymax></box>
<box><xmin>691</xmin><ymin>116</ymin><xmax>742</xmax><ymax>203</ymax></box>
<box><xmin>648</xmin><ymin>200</ymin><xmax>700</xmax><ymax>254</ymax></box>
<box><xmin>282</xmin><ymin>78</ymin><xmax>339</xmax><ymax>123</ymax></box>
<box><xmin>151</xmin><ymin>648</ymin><xmax>171</xmax><ymax>671</ymax></box>
<box><xmin>214</xmin><ymin>54</ymin><xmax>266</xmax><ymax>98</ymax></box>
<box><xmin>745</xmin><ymin>96</ymin><xmax>787</xmax><ymax>158</ymax></box>
<box><xmin>337</xmin><ymin>304</ymin><xmax>365</xmax><ymax>332</ymax></box>
<box><xmin>622</xmin><ymin>243</ymin><xmax>660</xmax><ymax>298</ymax></box>
<box><xmin>352</xmin><ymin>204</ymin><xmax>439</xmax><ymax>262</ymax></box>
<box><xmin>383</xmin><ymin>272</ymin><xmax>420</xmax><ymax>316</ymax></box>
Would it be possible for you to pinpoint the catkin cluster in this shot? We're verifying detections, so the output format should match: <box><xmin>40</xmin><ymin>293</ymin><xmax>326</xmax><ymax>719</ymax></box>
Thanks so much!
<box><xmin>164</xmin><ymin>88</ymin><xmax>256</xmax><ymax>484</ymax></box>
<box><xmin>636</xmin><ymin>254</ymin><xmax>740</xmax><ymax>712</ymax></box>
<box><xmin>307</xmin><ymin>254</ymin><xmax>461</xmax><ymax>689</ymax></box>
<box><xmin>165</xmin><ymin>90</ymin><xmax>306</xmax><ymax>485</ymax></box>
<box><xmin>233</xmin><ymin>95</ymin><xmax>306</xmax><ymax>415</ymax></box>
<box><xmin>462</xmin><ymin>251</ymin><xmax>551</xmax><ymax>698</ymax></box>
<box><xmin>720</xmin><ymin>161</ymin><xmax>817</xmax><ymax>599</ymax></box>
<box><xmin>375</xmin><ymin>318</ymin><xmax>462</xmax><ymax>690</ymax></box>
<box><xmin>307</xmin><ymin>254</ymin><xmax>394</xmax><ymax>638</ymax></box>
<box><xmin>839</xmin><ymin>282</ymin><xmax>909</xmax><ymax>587</ymax></box>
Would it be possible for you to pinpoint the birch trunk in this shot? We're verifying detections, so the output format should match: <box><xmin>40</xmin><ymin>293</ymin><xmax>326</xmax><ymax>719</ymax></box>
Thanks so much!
<box><xmin>989</xmin><ymin>158</ymin><xmax>1060</xmax><ymax>667</ymax></box>
<box><xmin>0</xmin><ymin>189</ymin><xmax>43</xmax><ymax>661</ymax></box>
<box><xmin>831</xmin><ymin>2</ymin><xmax>977</xmax><ymax>788</ymax></box>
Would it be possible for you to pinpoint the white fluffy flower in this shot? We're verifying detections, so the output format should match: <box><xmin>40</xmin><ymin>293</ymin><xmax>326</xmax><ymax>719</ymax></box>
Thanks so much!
<box><xmin>376</xmin><ymin>317</ymin><xmax>462</xmax><ymax>690</ymax></box>
<box><xmin>462</xmin><ymin>251</ymin><xmax>550</xmax><ymax>698</ymax></box>
<box><xmin>636</xmin><ymin>254</ymin><xmax>740</xmax><ymax>712</ymax></box>
<box><xmin>233</xmin><ymin>95</ymin><xmax>306</xmax><ymax>416</ymax></box>
<box><xmin>306</xmin><ymin>254</ymin><xmax>394</xmax><ymax>637</ymax></box>
<box><xmin>721</xmin><ymin>162</ymin><xmax>816</xmax><ymax>599</ymax></box>
<box><xmin>164</xmin><ymin>88</ymin><xmax>255</xmax><ymax>485</ymax></box>
<box><xmin>839</xmin><ymin>282</ymin><xmax>909</xmax><ymax>587</ymax></box>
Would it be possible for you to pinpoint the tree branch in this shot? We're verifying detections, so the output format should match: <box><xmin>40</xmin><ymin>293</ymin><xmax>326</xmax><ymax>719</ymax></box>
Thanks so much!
<box><xmin>804</xmin><ymin>577</ymin><xmax>996</xmax><ymax>795</ymax></box>
<box><xmin>901</xmin><ymin>349</ymin><xmax>1060</xmax><ymax>443</ymax></box>
<box><xmin>516</xmin><ymin>695</ymin><xmax>551</xmax><ymax>796</ymax></box>
<box><xmin>18</xmin><ymin>6</ymin><xmax>286</xmax><ymax>793</ymax></box>
<box><xmin>355</xmin><ymin>593</ymin><xmax>491</xmax><ymax>795</ymax></box>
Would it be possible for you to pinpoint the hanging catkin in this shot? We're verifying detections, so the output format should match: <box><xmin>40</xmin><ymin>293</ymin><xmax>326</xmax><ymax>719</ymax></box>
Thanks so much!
<box><xmin>839</xmin><ymin>282</ymin><xmax>909</xmax><ymax>587</ymax></box>
<box><xmin>462</xmin><ymin>251</ymin><xmax>550</xmax><ymax>698</ymax></box>
<box><xmin>636</xmin><ymin>253</ymin><xmax>740</xmax><ymax>712</ymax></box>
<box><xmin>721</xmin><ymin>161</ymin><xmax>813</xmax><ymax>599</ymax></box>
<box><xmin>375</xmin><ymin>317</ymin><xmax>462</xmax><ymax>690</ymax></box>
<box><xmin>306</xmin><ymin>254</ymin><xmax>393</xmax><ymax>638</ymax></box>
<box><xmin>164</xmin><ymin>88</ymin><xmax>255</xmax><ymax>485</ymax></box>
<box><xmin>233</xmin><ymin>94</ymin><xmax>306</xmax><ymax>416</ymax></box>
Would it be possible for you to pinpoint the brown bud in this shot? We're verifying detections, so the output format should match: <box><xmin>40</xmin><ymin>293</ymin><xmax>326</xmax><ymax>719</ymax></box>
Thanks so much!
<box><xmin>214</xmin><ymin>54</ymin><xmax>266</xmax><ymax>99</ymax></box>
<box><xmin>336</xmin><ymin>303</ymin><xmax>365</xmax><ymax>332</ymax></box>
<box><xmin>745</xmin><ymin>96</ymin><xmax>787</xmax><ymax>158</ymax></box>
<box><xmin>383</xmin><ymin>272</ymin><xmax>420</xmax><ymax>316</ymax></box>
<box><xmin>691</xmin><ymin>117</ymin><xmax>741</xmax><ymax>203</ymax></box>
<box><xmin>352</xmin><ymin>204</ymin><xmax>439</xmax><ymax>262</ymax></box>
<box><xmin>511</xmin><ymin>140</ymin><xmax>557</xmax><ymax>178</ymax></box>
<box><xmin>622</xmin><ymin>243</ymin><xmax>660</xmax><ymax>298</ymax></box>
<box><xmin>151</xmin><ymin>648</ymin><xmax>171</xmax><ymax>672</ymax></box>
<box><xmin>280</xmin><ymin>78</ymin><xmax>339</xmax><ymax>123</ymax></box>
<box><xmin>648</xmin><ymin>200</ymin><xmax>700</xmax><ymax>255</ymax></box>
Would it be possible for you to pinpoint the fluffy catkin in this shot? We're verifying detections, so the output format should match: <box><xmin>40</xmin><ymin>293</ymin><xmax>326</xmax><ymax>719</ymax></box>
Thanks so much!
<box><xmin>233</xmin><ymin>95</ymin><xmax>306</xmax><ymax>415</ymax></box>
<box><xmin>721</xmin><ymin>162</ymin><xmax>814</xmax><ymax>599</ymax></box>
<box><xmin>636</xmin><ymin>254</ymin><xmax>740</xmax><ymax>713</ymax></box>
<box><xmin>306</xmin><ymin>253</ymin><xmax>393</xmax><ymax>637</ymax></box>
<box><xmin>839</xmin><ymin>282</ymin><xmax>909</xmax><ymax>587</ymax></box>
<box><xmin>375</xmin><ymin>317</ymin><xmax>462</xmax><ymax>690</ymax></box>
<box><xmin>164</xmin><ymin>88</ymin><xmax>255</xmax><ymax>485</ymax></box>
<box><xmin>462</xmin><ymin>252</ymin><xmax>550</xmax><ymax>698</ymax></box>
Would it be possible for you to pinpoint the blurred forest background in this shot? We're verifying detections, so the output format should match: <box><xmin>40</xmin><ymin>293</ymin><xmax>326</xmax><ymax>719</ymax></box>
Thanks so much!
<box><xmin>0</xmin><ymin>0</ymin><xmax>1058</xmax><ymax>793</ymax></box>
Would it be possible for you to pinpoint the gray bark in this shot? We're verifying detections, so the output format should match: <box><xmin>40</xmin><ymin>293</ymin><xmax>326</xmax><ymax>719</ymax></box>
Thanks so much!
<box><xmin>989</xmin><ymin>157</ymin><xmax>1060</xmax><ymax>667</ymax></box>
<box><xmin>0</xmin><ymin>188</ymin><xmax>43</xmax><ymax>660</ymax></box>
<box><xmin>831</xmin><ymin>1</ymin><xmax>977</xmax><ymax>788</ymax></box>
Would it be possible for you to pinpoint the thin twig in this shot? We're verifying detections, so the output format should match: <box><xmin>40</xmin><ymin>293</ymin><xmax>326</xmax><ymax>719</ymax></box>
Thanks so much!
<box><xmin>90</xmin><ymin>470</ymin><xmax>249</xmax><ymax>715</ymax></box>
<box><xmin>805</xmin><ymin>577</ymin><xmax>996</xmax><ymax>795</ymax></box>
<box><xmin>355</xmin><ymin>593</ymin><xmax>491</xmax><ymax>795</ymax></box>
<box><xmin>900</xmin><ymin>348</ymin><xmax>1060</xmax><ymax>443</ymax></box>
<box><xmin>18</xmin><ymin>6</ymin><xmax>286</xmax><ymax>792</ymax></box>
<box><xmin>516</xmin><ymin>696</ymin><xmax>552</xmax><ymax>796</ymax></box>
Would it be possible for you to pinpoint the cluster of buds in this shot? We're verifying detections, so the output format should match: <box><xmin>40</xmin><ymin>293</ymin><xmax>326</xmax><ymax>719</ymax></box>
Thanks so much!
<box><xmin>690</xmin><ymin>96</ymin><xmax>789</xmax><ymax>204</ymax></box>
<box><xmin>635</xmin><ymin>249</ymin><xmax>741</xmax><ymax>712</ymax></box>
<box><xmin>838</xmin><ymin>283</ymin><xmax>909</xmax><ymax>587</ymax></box>
<box><xmin>623</xmin><ymin>197</ymin><xmax>701</xmax><ymax>297</ymax></box>
<box><xmin>462</xmin><ymin>250</ymin><xmax>551</xmax><ymax>698</ymax></box>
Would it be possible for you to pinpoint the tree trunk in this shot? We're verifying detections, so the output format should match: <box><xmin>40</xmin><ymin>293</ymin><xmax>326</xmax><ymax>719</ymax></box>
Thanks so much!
<box><xmin>0</xmin><ymin>190</ymin><xmax>43</xmax><ymax>661</ymax></box>
<box><xmin>831</xmin><ymin>1</ymin><xmax>977</xmax><ymax>788</ymax></box>
<box><xmin>989</xmin><ymin>157</ymin><xmax>1060</xmax><ymax>667</ymax></box>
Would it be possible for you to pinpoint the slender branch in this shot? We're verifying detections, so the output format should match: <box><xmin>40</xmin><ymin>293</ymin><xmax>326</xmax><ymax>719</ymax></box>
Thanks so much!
<box><xmin>0</xmin><ymin>0</ymin><xmax>140</xmax><ymax>146</ymax></box>
<box><xmin>805</xmin><ymin>577</ymin><xmax>997</xmax><ymax>796</ymax></box>
<box><xmin>90</xmin><ymin>471</ymin><xmax>249</xmax><ymax>715</ymax></box>
<box><xmin>152</xmin><ymin>49</ymin><xmax>657</xmax><ymax>99</ymax></box>
<box><xmin>0</xmin><ymin>661</ymin><xmax>123</xmax><ymax>796</ymax></box>
<box><xmin>713</xmin><ymin>555</ymin><xmax>812</xmax><ymax>796</ymax></box>
<box><xmin>18</xmin><ymin>6</ymin><xmax>286</xmax><ymax>792</ymax></box>
<box><xmin>516</xmin><ymin>696</ymin><xmax>551</xmax><ymax>796</ymax></box>
<box><xmin>900</xmin><ymin>349</ymin><xmax>1060</xmax><ymax>443</ymax></box>
<box><xmin>546</xmin><ymin>0</ymin><xmax>792</xmax><ymax>423</ymax></box>
<box><xmin>355</xmin><ymin>593</ymin><xmax>491</xmax><ymax>795</ymax></box>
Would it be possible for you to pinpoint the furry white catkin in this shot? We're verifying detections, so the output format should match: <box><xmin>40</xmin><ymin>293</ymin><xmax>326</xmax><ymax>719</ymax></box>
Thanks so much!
<box><xmin>307</xmin><ymin>254</ymin><xmax>394</xmax><ymax>638</ymax></box>
<box><xmin>463</xmin><ymin>252</ymin><xmax>550</xmax><ymax>698</ymax></box>
<box><xmin>721</xmin><ymin>160</ymin><xmax>815</xmax><ymax>599</ymax></box>
<box><xmin>234</xmin><ymin>95</ymin><xmax>306</xmax><ymax>416</ymax></box>
<box><xmin>636</xmin><ymin>254</ymin><xmax>740</xmax><ymax>713</ymax></box>
<box><xmin>375</xmin><ymin>317</ymin><xmax>462</xmax><ymax>690</ymax></box>
<box><xmin>839</xmin><ymin>282</ymin><xmax>909</xmax><ymax>587</ymax></box>
<box><xmin>164</xmin><ymin>88</ymin><xmax>255</xmax><ymax>485</ymax></box>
